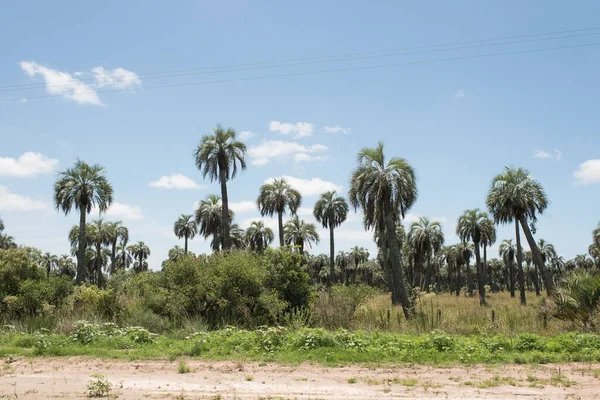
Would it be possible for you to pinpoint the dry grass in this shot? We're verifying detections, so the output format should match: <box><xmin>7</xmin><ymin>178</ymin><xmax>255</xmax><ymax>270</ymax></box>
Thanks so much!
<box><xmin>353</xmin><ymin>291</ymin><xmax>568</xmax><ymax>335</ymax></box>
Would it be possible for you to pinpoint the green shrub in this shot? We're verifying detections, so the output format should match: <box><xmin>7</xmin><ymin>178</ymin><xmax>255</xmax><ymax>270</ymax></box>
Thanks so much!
<box><xmin>264</xmin><ymin>247</ymin><xmax>312</xmax><ymax>310</ymax></box>
<box><xmin>0</xmin><ymin>248</ymin><xmax>44</xmax><ymax>297</ymax></box>
<box><xmin>311</xmin><ymin>285</ymin><xmax>378</xmax><ymax>329</ymax></box>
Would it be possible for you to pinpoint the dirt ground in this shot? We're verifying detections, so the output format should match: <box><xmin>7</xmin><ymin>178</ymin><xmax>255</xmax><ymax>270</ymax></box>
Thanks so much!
<box><xmin>1</xmin><ymin>358</ymin><xmax>599</xmax><ymax>399</ymax></box>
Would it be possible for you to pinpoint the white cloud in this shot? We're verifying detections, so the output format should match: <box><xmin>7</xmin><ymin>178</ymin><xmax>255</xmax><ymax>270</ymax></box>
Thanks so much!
<box><xmin>149</xmin><ymin>174</ymin><xmax>204</xmax><ymax>190</ymax></box>
<box><xmin>19</xmin><ymin>98</ymin><xmax>27</xmax><ymax>103</ymax></box>
<box><xmin>574</xmin><ymin>159</ymin><xmax>600</xmax><ymax>185</ymax></box>
<box><xmin>293</xmin><ymin>153</ymin><xmax>329</xmax><ymax>163</ymax></box>
<box><xmin>91</xmin><ymin>67</ymin><xmax>141</xmax><ymax>90</ymax></box>
<box><xmin>239</xmin><ymin>131</ymin><xmax>254</xmax><ymax>140</ymax></box>
<box><xmin>229</xmin><ymin>201</ymin><xmax>257</xmax><ymax>213</ymax></box>
<box><xmin>324</xmin><ymin>125</ymin><xmax>351</xmax><ymax>135</ymax></box>
<box><xmin>268</xmin><ymin>121</ymin><xmax>313</xmax><ymax>139</ymax></box>
<box><xmin>455</xmin><ymin>89</ymin><xmax>465</xmax><ymax>98</ymax></box>
<box><xmin>0</xmin><ymin>152</ymin><xmax>58</xmax><ymax>177</ymax></box>
<box><xmin>0</xmin><ymin>185</ymin><xmax>48</xmax><ymax>211</ymax></box>
<box><xmin>534</xmin><ymin>149</ymin><xmax>562</xmax><ymax>161</ymax></box>
<box><xmin>19</xmin><ymin>61</ymin><xmax>103</xmax><ymax>105</ymax></box>
<box><xmin>264</xmin><ymin>175</ymin><xmax>342</xmax><ymax>197</ymax></box>
<box><xmin>92</xmin><ymin>202</ymin><xmax>143</xmax><ymax>220</ymax></box>
<box><xmin>248</xmin><ymin>140</ymin><xmax>328</xmax><ymax>166</ymax></box>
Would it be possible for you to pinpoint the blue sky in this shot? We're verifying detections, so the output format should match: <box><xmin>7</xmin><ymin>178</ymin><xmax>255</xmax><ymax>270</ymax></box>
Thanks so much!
<box><xmin>1</xmin><ymin>1</ymin><xmax>600</xmax><ymax>268</ymax></box>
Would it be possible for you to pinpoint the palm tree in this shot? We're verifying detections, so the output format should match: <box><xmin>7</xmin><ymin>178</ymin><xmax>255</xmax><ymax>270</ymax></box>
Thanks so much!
<box><xmin>486</xmin><ymin>167</ymin><xmax>553</xmax><ymax>299</ymax></box>
<box><xmin>115</xmin><ymin>244</ymin><xmax>133</xmax><ymax>271</ymax></box>
<box><xmin>128</xmin><ymin>241</ymin><xmax>150</xmax><ymax>273</ymax></box>
<box><xmin>173</xmin><ymin>214</ymin><xmax>198</xmax><ymax>253</ymax></box>
<box><xmin>245</xmin><ymin>221</ymin><xmax>274</xmax><ymax>252</ymax></box>
<box><xmin>87</xmin><ymin>219</ymin><xmax>111</xmax><ymax>287</ymax></box>
<box><xmin>456</xmin><ymin>241</ymin><xmax>473</xmax><ymax>296</ymax></box>
<box><xmin>229</xmin><ymin>224</ymin><xmax>246</xmax><ymax>249</ymax></box>
<box><xmin>313</xmin><ymin>191</ymin><xmax>349</xmax><ymax>285</ymax></box>
<box><xmin>347</xmin><ymin>246</ymin><xmax>369</xmax><ymax>285</ymax></box>
<box><xmin>106</xmin><ymin>221</ymin><xmax>128</xmax><ymax>275</ymax></box>
<box><xmin>0</xmin><ymin>233</ymin><xmax>16</xmax><ymax>250</ymax></box>
<box><xmin>42</xmin><ymin>253</ymin><xmax>58</xmax><ymax>279</ymax></box>
<box><xmin>257</xmin><ymin>178</ymin><xmax>302</xmax><ymax>247</ymax></box>
<box><xmin>552</xmin><ymin>270</ymin><xmax>600</xmax><ymax>331</ymax></box>
<box><xmin>284</xmin><ymin>216</ymin><xmax>319</xmax><ymax>255</ymax></box>
<box><xmin>408</xmin><ymin>217</ymin><xmax>444</xmax><ymax>291</ymax></box>
<box><xmin>349</xmin><ymin>142</ymin><xmax>417</xmax><ymax>318</ymax></box>
<box><xmin>591</xmin><ymin>223</ymin><xmax>600</xmax><ymax>268</ymax></box>
<box><xmin>194</xmin><ymin>194</ymin><xmax>233</xmax><ymax>252</ymax></box>
<box><xmin>167</xmin><ymin>245</ymin><xmax>187</xmax><ymax>263</ymax></box>
<box><xmin>0</xmin><ymin>217</ymin><xmax>4</xmax><ymax>232</ymax></box>
<box><xmin>194</xmin><ymin>125</ymin><xmax>247</xmax><ymax>250</ymax></box>
<box><xmin>537</xmin><ymin>239</ymin><xmax>557</xmax><ymax>293</ymax></box>
<box><xmin>58</xmin><ymin>254</ymin><xmax>76</xmax><ymax>278</ymax></box>
<box><xmin>456</xmin><ymin>209</ymin><xmax>491</xmax><ymax>305</ymax></box>
<box><xmin>54</xmin><ymin>160</ymin><xmax>113</xmax><ymax>284</ymax></box>
<box><xmin>574</xmin><ymin>254</ymin><xmax>594</xmax><ymax>270</ymax></box>
<box><xmin>499</xmin><ymin>239</ymin><xmax>517</xmax><ymax>298</ymax></box>
<box><xmin>480</xmin><ymin>215</ymin><xmax>496</xmax><ymax>288</ymax></box>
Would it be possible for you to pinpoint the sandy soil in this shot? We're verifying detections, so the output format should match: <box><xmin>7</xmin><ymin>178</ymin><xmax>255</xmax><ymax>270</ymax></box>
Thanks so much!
<box><xmin>1</xmin><ymin>358</ymin><xmax>598</xmax><ymax>399</ymax></box>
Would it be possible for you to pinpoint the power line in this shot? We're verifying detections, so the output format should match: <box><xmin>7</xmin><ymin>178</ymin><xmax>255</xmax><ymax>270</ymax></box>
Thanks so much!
<box><xmin>4</xmin><ymin>41</ymin><xmax>598</xmax><ymax>103</ymax></box>
<box><xmin>2</xmin><ymin>26</ymin><xmax>600</xmax><ymax>92</ymax></box>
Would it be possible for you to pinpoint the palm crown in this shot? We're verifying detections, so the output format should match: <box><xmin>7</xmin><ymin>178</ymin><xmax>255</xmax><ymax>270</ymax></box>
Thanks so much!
<box><xmin>245</xmin><ymin>221</ymin><xmax>274</xmax><ymax>252</ymax></box>
<box><xmin>257</xmin><ymin>178</ymin><xmax>302</xmax><ymax>247</ymax></box>
<box><xmin>194</xmin><ymin>125</ymin><xmax>247</xmax><ymax>250</ymax></box>
<box><xmin>194</xmin><ymin>195</ymin><xmax>234</xmax><ymax>252</ymax></box>
<box><xmin>54</xmin><ymin>160</ymin><xmax>113</xmax><ymax>284</ymax></box>
<box><xmin>284</xmin><ymin>215</ymin><xmax>319</xmax><ymax>255</ymax></box>
<box><xmin>174</xmin><ymin>214</ymin><xmax>198</xmax><ymax>253</ymax></box>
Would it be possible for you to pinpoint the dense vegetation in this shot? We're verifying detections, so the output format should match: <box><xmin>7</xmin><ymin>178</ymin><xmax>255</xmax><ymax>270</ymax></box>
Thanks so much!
<box><xmin>2</xmin><ymin>126</ymin><xmax>600</xmax><ymax>364</ymax></box>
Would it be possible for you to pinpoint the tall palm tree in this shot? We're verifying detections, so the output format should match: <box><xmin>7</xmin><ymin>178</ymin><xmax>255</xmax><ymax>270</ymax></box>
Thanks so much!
<box><xmin>257</xmin><ymin>178</ymin><xmax>302</xmax><ymax>247</ymax></box>
<box><xmin>194</xmin><ymin>194</ymin><xmax>233</xmax><ymax>252</ymax></box>
<box><xmin>456</xmin><ymin>209</ymin><xmax>490</xmax><ymax>305</ymax></box>
<box><xmin>499</xmin><ymin>239</ymin><xmax>518</xmax><ymax>298</ymax></box>
<box><xmin>173</xmin><ymin>214</ymin><xmax>198</xmax><ymax>253</ymax></box>
<box><xmin>537</xmin><ymin>239</ymin><xmax>557</xmax><ymax>293</ymax></box>
<box><xmin>336</xmin><ymin>251</ymin><xmax>350</xmax><ymax>284</ymax></box>
<box><xmin>349</xmin><ymin>142</ymin><xmax>417</xmax><ymax>318</ymax></box>
<box><xmin>194</xmin><ymin>125</ymin><xmax>247</xmax><ymax>250</ymax></box>
<box><xmin>480</xmin><ymin>215</ymin><xmax>496</xmax><ymax>288</ymax></box>
<box><xmin>591</xmin><ymin>222</ymin><xmax>600</xmax><ymax>268</ymax></box>
<box><xmin>408</xmin><ymin>217</ymin><xmax>444</xmax><ymax>291</ymax></box>
<box><xmin>87</xmin><ymin>219</ymin><xmax>111</xmax><ymax>287</ymax></box>
<box><xmin>313</xmin><ymin>191</ymin><xmax>349</xmax><ymax>285</ymax></box>
<box><xmin>54</xmin><ymin>160</ymin><xmax>113</xmax><ymax>284</ymax></box>
<box><xmin>245</xmin><ymin>221</ymin><xmax>274</xmax><ymax>252</ymax></box>
<box><xmin>128</xmin><ymin>241</ymin><xmax>150</xmax><ymax>273</ymax></box>
<box><xmin>42</xmin><ymin>253</ymin><xmax>58</xmax><ymax>279</ymax></box>
<box><xmin>106</xmin><ymin>221</ymin><xmax>128</xmax><ymax>275</ymax></box>
<box><xmin>283</xmin><ymin>216</ymin><xmax>319</xmax><ymax>255</ymax></box>
<box><xmin>486</xmin><ymin>167</ymin><xmax>553</xmax><ymax>299</ymax></box>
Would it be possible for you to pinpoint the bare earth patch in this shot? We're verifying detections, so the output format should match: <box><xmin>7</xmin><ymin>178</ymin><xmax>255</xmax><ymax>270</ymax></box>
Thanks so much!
<box><xmin>1</xmin><ymin>358</ymin><xmax>599</xmax><ymax>399</ymax></box>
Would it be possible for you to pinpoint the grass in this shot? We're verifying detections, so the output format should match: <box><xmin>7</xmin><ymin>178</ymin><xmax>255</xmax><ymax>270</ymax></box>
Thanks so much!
<box><xmin>1</xmin><ymin>322</ymin><xmax>600</xmax><ymax>366</ymax></box>
<box><xmin>347</xmin><ymin>377</ymin><xmax>357</xmax><ymax>384</ymax></box>
<box><xmin>177</xmin><ymin>359</ymin><xmax>191</xmax><ymax>374</ymax></box>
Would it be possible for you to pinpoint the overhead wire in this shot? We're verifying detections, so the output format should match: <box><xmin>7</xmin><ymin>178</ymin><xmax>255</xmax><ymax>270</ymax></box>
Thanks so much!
<box><xmin>3</xmin><ymin>41</ymin><xmax>599</xmax><ymax>103</ymax></box>
<box><xmin>1</xmin><ymin>26</ymin><xmax>600</xmax><ymax>93</ymax></box>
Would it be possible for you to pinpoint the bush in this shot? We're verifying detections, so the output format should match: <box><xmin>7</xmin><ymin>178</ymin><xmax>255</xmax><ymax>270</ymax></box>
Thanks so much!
<box><xmin>264</xmin><ymin>247</ymin><xmax>313</xmax><ymax>310</ymax></box>
<box><xmin>311</xmin><ymin>285</ymin><xmax>379</xmax><ymax>329</ymax></box>
<box><xmin>0</xmin><ymin>248</ymin><xmax>44</xmax><ymax>298</ymax></box>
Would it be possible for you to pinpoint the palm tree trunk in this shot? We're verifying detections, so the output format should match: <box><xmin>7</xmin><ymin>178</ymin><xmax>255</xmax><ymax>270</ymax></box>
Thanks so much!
<box><xmin>412</xmin><ymin>255</ymin><xmax>423</xmax><ymax>289</ymax></box>
<box><xmin>515</xmin><ymin>219</ymin><xmax>526</xmax><ymax>305</ymax></box>
<box><xmin>518</xmin><ymin>216</ymin><xmax>554</xmax><ymax>295</ymax></box>
<box><xmin>483</xmin><ymin>244</ymin><xmax>488</xmax><ymax>287</ymax></box>
<box><xmin>96</xmin><ymin>243</ymin><xmax>103</xmax><ymax>288</ymax></box>
<box><xmin>184</xmin><ymin>235</ymin><xmax>189</xmax><ymax>253</ymax></box>
<box><xmin>219</xmin><ymin>168</ymin><xmax>231</xmax><ymax>250</ymax></box>
<box><xmin>533</xmin><ymin>264</ymin><xmax>541</xmax><ymax>296</ymax></box>
<box><xmin>448</xmin><ymin>262</ymin><xmax>455</xmax><ymax>294</ymax></box>
<box><xmin>329</xmin><ymin>225</ymin><xmax>335</xmax><ymax>286</ymax></box>
<box><xmin>76</xmin><ymin>208</ymin><xmax>87</xmax><ymax>285</ymax></box>
<box><xmin>277</xmin><ymin>211</ymin><xmax>284</xmax><ymax>247</ymax></box>
<box><xmin>456</xmin><ymin>264</ymin><xmax>461</xmax><ymax>297</ymax></box>
<box><xmin>466</xmin><ymin>261</ymin><xmax>473</xmax><ymax>296</ymax></box>
<box><xmin>110</xmin><ymin>240</ymin><xmax>117</xmax><ymax>276</ymax></box>
<box><xmin>474</xmin><ymin>241</ymin><xmax>486</xmax><ymax>306</ymax></box>
<box><xmin>384</xmin><ymin>199</ymin><xmax>413</xmax><ymax>319</ymax></box>
<box><xmin>509</xmin><ymin>259</ymin><xmax>516</xmax><ymax>297</ymax></box>
<box><xmin>423</xmin><ymin>258</ymin><xmax>434</xmax><ymax>292</ymax></box>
